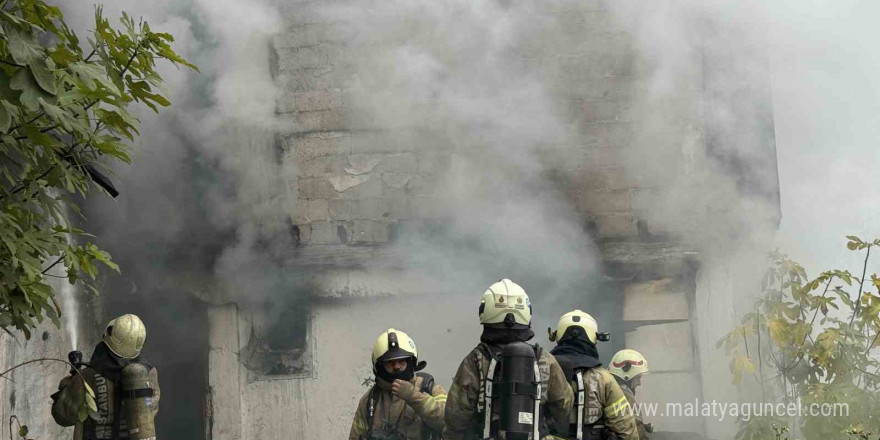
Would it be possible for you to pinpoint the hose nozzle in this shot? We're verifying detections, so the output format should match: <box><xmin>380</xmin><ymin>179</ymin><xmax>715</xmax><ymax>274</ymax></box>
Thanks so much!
<box><xmin>68</xmin><ymin>350</ymin><xmax>83</xmax><ymax>375</ymax></box>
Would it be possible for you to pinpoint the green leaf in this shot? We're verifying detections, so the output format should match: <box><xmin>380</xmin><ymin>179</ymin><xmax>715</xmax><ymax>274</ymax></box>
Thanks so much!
<box><xmin>69</xmin><ymin>62</ymin><xmax>103</xmax><ymax>91</ymax></box>
<box><xmin>28</xmin><ymin>60</ymin><xmax>56</xmax><ymax>95</ymax></box>
<box><xmin>730</xmin><ymin>355</ymin><xmax>756</xmax><ymax>384</ymax></box>
<box><xmin>85</xmin><ymin>390</ymin><xmax>97</xmax><ymax>412</ymax></box>
<box><xmin>49</xmin><ymin>46</ymin><xmax>79</xmax><ymax>67</ymax></box>
<box><xmin>782</xmin><ymin>303</ymin><xmax>801</xmax><ymax>320</ymax></box>
<box><xmin>77</xmin><ymin>401</ymin><xmax>88</xmax><ymax>422</ymax></box>
<box><xmin>10</xmin><ymin>68</ymin><xmax>49</xmax><ymax>111</ymax></box>
<box><xmin>18</xmin><ymin>424</ymin><xmax>27</xmax><ymax>437</ymax></box>
<box><xmin>6</xmin><ymin>28</ymin><xmax>42</xmax><ymax>65</ymax></box>
<box><xmin>0</xmin><ymin>101</ymin><xmax>10</xmax><ymax>133</ymax></box>
<box><xmin>83</xmin><ymin>380</ymin><xmax>95</xmax><ymax>398</ymax></box>
<box><xmin>768</xmin><ymin>318</ymin><xmax>792</xmax><ymax>347</ymax></box>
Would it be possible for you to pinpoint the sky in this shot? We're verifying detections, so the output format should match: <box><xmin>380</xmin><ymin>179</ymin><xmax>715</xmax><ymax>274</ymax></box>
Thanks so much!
<box><xmin>769</xmin><ymin>0</ymin><xmax>880</xmax><ymax>277</ymax></box>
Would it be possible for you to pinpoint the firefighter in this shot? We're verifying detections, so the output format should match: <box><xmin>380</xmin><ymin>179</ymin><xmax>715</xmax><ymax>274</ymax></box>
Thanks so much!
<box><xmin>609</xmin><ymin>349</ymin><xmax>651</xmax><ymax>440</ymax></box>
<box><xmin>349</xmin><ymin>328</ymin><xmax>447</xmax><ymax>440</ymax></box>
<box><xmin>548</xmin><ymin>310</ymin><xmax>637</xmax><ymax>440</ymax></box>
<box><xmin>444</xmin><ymin>279</ymin><xmax>573</xmax><ymax>440</ymax></box>
<box><xmin>51</xmin><ymin>314</ymin><xmax>160</xmax><ymax>440</ymax></box>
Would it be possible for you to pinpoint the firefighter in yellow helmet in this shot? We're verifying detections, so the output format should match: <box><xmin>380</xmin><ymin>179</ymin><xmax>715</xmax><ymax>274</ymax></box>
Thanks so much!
<box><xmin>444</xmin><ymin>279</ymin><xmax>573</xmax><ymax>440</ymax></box>
<box><xmin>548</xmin><ymin>310</ymin><xmax>638</xmax><ymax>440</ymax></box>
<box><xmin>349</xmin><ymin>328</ymin><xmax>447</xmax><ymax>440</ymax></box>
<box><xmin>609</xmin><ymin>349</ymin><xmax>651</xmax><ymax>440</ymax></box>
<box><xmin>51</xmin><ymin>314</ymin><xmax>160</xmax><ymax>440</ymax></box>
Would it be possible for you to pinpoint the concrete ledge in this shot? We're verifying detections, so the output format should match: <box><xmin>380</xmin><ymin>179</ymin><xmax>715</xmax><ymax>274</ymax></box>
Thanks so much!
<box><xmin>281</xmin><ymin>240</ymin><xmax>697</xmax><ymax>275</ymax></box>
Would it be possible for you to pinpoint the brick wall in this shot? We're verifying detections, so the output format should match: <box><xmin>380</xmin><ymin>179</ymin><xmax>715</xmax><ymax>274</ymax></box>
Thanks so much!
<box><xmin>275</xmin><ymin>1</ymin><xmax>684</xmax><ymax>243</ymax></box>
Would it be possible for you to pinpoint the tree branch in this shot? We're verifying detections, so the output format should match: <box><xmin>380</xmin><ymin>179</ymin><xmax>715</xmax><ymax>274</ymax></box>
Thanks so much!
<box><xmin>0</xmin><ymin>59</ymin><xmax>24</xmax><ymax>68</ymax></box>
<box><xmin>41</xmin><ymin>254</ymin><xmax>65</xmax><ymax>275</ymax></box>
<box><xmin>851</xmin><ymin>246</ymin><xmax>872</xmax><ymax>327</ymax></box>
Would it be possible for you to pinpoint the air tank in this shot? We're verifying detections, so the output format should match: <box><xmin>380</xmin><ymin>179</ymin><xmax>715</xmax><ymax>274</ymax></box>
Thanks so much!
<box><xmin>121</xmin><ymin>363</ymin><xmax>156</xmax><ymax>440</ymax></box>
<box><xmin>499</xmin><ymin>341</ymin><xmax>538</xmax><ymax>440</ymax></box>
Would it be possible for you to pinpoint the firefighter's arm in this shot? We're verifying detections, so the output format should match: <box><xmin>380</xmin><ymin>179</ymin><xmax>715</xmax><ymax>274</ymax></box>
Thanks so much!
<box><xmin>50</xmin><ymin>374</ymin><xmax>89</xmax><ymax>427</ymax></box>
<box><xmin>443</xmin><ymin>353</ymin><xmax>480</xmax><ymax>440</ymax></box>
<box><xmin>398</xmin><ymin>381</ymin><xmax>447</xmax><ymax>430</ymax></box>
<box><xmin>149</xmin><ymin>367</ymin><xmax>161</xmax><ymax>416</ymax></box>
<box><xmin>620</xmin><ymin>385</ymin><xmax>650</xmax><ymax>440</ymax></box>
<box><xmin>600</xmin><ymin>371</ymin><xmax>638</xmax><ymax>440</ymax></box>
<box><xmin>545</xmin><ymin>356</ymin><xmax>574</xmax><ymax>429</ymax></box>
<box><xmin>349</xmin><ymin>392</ymin><xmax>371</xmax><ymax>440</ymax></box>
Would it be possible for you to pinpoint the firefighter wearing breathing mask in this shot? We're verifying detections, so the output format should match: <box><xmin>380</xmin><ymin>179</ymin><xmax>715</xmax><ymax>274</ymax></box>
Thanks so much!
<box><xmin>349</xmin><ymin>328</ymin><xmax>447</xmax><ymax>440</ymax></box>
<box><xmin>51</xmin><ymin>314</ymin><xmax>160</xmax><ymax>440</ymax></box>
<box><xmin>548</xmin><ymin>311</ymin><xmax>638</xmax><ymax>440</ymax></box>
<box><xmin>609</xmin><ymin>350</ymin><xmax>651</xmax><ymax>440</ymax></box>
<box><xmin>444</xmin><ymin>279</ymin><xmax>573</xmax><ymax>440</ymax></box>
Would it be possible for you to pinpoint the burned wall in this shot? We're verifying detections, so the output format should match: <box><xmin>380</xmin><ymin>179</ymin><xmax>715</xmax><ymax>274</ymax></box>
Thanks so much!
<box><xmin>206</xmin><ymin>0</ymin><xmax>779</xmax><ymax>438</ymax></box>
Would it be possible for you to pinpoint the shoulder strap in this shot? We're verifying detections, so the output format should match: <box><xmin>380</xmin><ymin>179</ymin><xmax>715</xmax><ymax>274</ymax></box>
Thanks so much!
<box><xmin>575</xmin><ymin>370</ymin><xmax>585</xmax><ymax>440</ymax></box>
<box><xmin>416</xmin><ymin>372</ymin><xmax>434</xmax><ymax>395</ymax></box>
<box><xmin>475</xmin><ymin>344</ymin><xmax>500</xmax><ymax>440</ymax></box>
<box><xmin>475</xmin><ymin>344</ymin><xmax>493</xmax><ymax>415</ymax></box>
<box><xmin>364</xmin><ymin>386</ymin><xmax>380</xmax><ymax>439</ymax></box>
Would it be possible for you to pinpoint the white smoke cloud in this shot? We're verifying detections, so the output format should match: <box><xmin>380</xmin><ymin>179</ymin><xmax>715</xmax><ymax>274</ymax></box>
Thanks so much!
<box><xmin>50</xmin><ymin>0</ymin><xmax>880</xmax><ymax>437</ymax></box>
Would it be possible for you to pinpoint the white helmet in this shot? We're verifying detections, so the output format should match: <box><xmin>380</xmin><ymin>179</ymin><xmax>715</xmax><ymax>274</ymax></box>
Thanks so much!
<box><xmin>103</xmin><ymin>314</ymin><xmax>146</xmax><ymax>359</ymax></box>
<box><xmin>548</xmin><ymin>310</ymin><xmax>598</xmax><ymax>344</ymax></box>
<box><xmin>479</xmin><ymin>279</ymin><xmax>531</xmax><ymax>328</ymax></box>
<box><xmin>609</xmin><ymin>349</ymin><xmax>649</xmax><ymax>381</ymax></box>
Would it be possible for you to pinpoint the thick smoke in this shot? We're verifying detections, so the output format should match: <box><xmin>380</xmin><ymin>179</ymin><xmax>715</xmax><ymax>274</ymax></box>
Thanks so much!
<box><xmin>58</xmin><ymin>0</ymin><xmax>290</xmax><ymax>438</ymax></box>
<box><xmin>597</xmin><ymin>0</ymin><xmax>880</xmax><ymax>436</ymax></box>
<box><xmin>46</xmin><ymin>0</ymin><xmax>880</xmax><ymax>437</ymax></box>
<box><xmin>316</xmin><ymin>0</ymin><xmax>603</xmax><ymax>307</ymax></box>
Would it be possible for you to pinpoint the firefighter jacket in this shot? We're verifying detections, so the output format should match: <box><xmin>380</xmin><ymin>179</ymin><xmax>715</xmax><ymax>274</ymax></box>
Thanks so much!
<box><xmin>616</xmin><ymin>378</ymin><xmax>650</xmax><ymax>440</ymax></box>
<box><xmin>349</xmin><ymin>373</ymin><xmax>447</xmax><ymax>440</ymax></box>
<box><xmin>443</xmin><ymin>342</ymin><xmax>574</xmax><ymax>440</ymax></box>
<box><xmin>51</xmin><ymin>366</ymin><xmax>160</xmax><ymax>440</ymax></box>
<box><xmin>51</xmin><ymin>343</ymin><xmax>160</xmax><ymax>440</ymax></box>
<box><xmin>559</xmin><ymin>366</ymin><xmax>638</xmax><ymax>440</ymax></box>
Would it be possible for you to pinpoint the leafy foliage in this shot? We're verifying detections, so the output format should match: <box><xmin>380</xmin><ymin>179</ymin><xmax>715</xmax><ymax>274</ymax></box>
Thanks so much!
<box><xmin>0</xmin><ymin>0</ymin><xmax>196</xmax><ymax>339</ymax></box>
<box><xmin>719</xmin><ymin>237</ymin><xmax>880</xmax><ymax>440</ymax></box>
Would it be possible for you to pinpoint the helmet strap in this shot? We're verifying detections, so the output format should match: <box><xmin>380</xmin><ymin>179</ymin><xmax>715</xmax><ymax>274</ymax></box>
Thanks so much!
<box><xmin>375</xmin><ymin>359</ymin><xmax>415</xmax><ymax>383</ymax></box>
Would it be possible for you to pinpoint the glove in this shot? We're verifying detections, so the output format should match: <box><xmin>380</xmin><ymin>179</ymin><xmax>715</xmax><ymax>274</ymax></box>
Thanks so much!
<box><xmin>391</xmin><ymin>379</ymin><xmax>416</xmax><ymax>401</ymax></box>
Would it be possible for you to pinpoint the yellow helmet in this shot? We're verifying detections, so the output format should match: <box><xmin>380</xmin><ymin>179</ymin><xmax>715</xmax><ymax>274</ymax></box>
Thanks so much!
<box><xmin>371</xmin><ymin>328</ymin><xmax>425</xmax><ymax>381</ymax></box>
<box><xmin>479</xmin><ymin>279</ymin><xmax>531</xmax><ymax>328</ymax></box>
<box><xmin>371</xmin><ymin>328</ymin><xmax>418</xmax><ymax>366</ymax></box>
<box><xmin>609</xmin><ymin>349</ymin><xmax>649</xmax><ymax>381</ymax></box>
<box><xmin>548</xmin><ymin>310</ymin><xmax>598</xmax><ymax>344</ymax></box>
<box><xmin>103</xmin><ymin>314</ymin><xmax>146</xmax><ymax>359</ymax></box>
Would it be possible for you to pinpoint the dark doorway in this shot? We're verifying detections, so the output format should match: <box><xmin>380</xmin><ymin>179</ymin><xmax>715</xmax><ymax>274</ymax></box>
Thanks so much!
<box><xmin>102</xmin><ymin>281</ymin><xmax>208</xmax><ymax>440</ymax></box>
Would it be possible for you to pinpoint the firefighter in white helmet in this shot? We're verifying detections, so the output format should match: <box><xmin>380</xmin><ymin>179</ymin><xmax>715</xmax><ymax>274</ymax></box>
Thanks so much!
<box><xmin>349</xmin><ymin>328</ymin><xmax>447</xmax><ymax>440</ymax></box>
<box><xmin>609</xmin><ymin>349</ymin><xmax>651</xmax><ymax>439</ymax></box>
<box><xmin>51</xmin><ymin>314</ymin><xmax>160</xmax><ymax>440</ymax></box>
<box><xmin>444</xmin><ymin>279</ymin><xmax>573</xmax><ymax>440</ymax></box>
<box><xmin>548</xmin><ymin>310</ymin><xmax>638</xmax><ymax>440</ymax></box>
